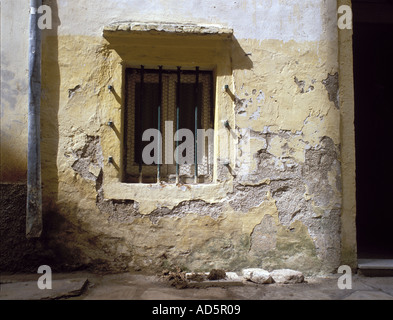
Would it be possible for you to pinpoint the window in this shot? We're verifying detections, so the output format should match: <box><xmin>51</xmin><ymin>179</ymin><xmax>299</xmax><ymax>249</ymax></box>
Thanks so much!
<box><xmin>123</xmin><ymin>66</ymin><xmax>215</xmax><ymax>184</ymax></box>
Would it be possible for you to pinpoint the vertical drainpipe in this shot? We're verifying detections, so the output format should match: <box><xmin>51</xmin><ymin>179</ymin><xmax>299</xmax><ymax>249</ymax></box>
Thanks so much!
<box><xmin>26</xmin><ymin>0</ymin><xmax>43</xmax><ymax>238</ymax></box>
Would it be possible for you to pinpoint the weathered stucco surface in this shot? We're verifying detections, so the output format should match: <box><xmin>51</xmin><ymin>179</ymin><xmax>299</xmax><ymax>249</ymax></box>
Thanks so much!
<box><xmin>337</xmin><ymin>0</ymin><xmax>357</xmax><ymax>269</ymax></box>
<box><xmin>1</xmin><ymin>0</ymin><xmax>357</xmax><ymax>275</ymax></box>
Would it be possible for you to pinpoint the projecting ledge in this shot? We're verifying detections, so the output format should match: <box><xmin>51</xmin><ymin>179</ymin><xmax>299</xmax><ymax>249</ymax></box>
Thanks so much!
<box><xmin>103</xmin><ymin>21</ymin><xmax>234</xmax><ymax>39</ymax></box>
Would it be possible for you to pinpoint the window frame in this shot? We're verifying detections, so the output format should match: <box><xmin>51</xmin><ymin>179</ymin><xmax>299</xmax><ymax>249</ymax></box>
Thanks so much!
<box><xmin>100</xmin><ymin>27</ymin><xmax>235</xmax><ymax>202</ymax></box>
<box><xmin>122</xmin><ymin>66</ymin><xmax>215</xmax><ymax>184</ymax></box>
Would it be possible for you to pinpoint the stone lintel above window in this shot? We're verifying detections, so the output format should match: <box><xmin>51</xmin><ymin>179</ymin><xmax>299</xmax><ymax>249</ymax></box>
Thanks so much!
<box><xmin>103</xmin><ymin>21</ymin><xmax>233</xmax><ymax>39</ymax></box>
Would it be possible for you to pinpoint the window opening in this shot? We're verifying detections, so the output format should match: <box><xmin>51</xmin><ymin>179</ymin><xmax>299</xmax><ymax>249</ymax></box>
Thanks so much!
<box><xmin>123</xmin><ymin>66</ymin><xmax>214</xmax><ymax>184</ymax></box>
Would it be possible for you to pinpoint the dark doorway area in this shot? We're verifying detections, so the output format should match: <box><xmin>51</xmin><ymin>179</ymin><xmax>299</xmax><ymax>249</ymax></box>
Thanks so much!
<box><xmin>353</xmin><ymin>1</ymin><xmax>393</xmax><ymax>258</ymax></box>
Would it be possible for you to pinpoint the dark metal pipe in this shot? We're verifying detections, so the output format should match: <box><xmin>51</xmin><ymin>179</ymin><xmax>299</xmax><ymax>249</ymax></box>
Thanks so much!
<box><xmin>26</xmin><ymin>0</ymin><xmax>43</xmax><ymax>238</ymax></box>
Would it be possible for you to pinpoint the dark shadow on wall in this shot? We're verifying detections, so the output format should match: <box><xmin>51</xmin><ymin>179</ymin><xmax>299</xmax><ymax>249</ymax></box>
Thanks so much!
<box><xmin>0</xmin><ymin>183</ymin><xmax>129</xmax><ymax>272</ymax></box>
<box><xmin>0</xmin><ymin>46</ymin><xmax>28</xmax><ymax>182</ymax></box>
<box><xmin>0</xmin><ymin>144</ymin><xmax>28</xmax><ymax>183</ymax></box>
<box><xmin>0</xmin><ymin>0</ymin><xmax>65</xmax><ymax>273</ymax></box>
<box><xmin>353</xmin><ymin>21</ymin><xmax>393</xmax><ymax>259</ymax></box>
<box><xmin>0</xmin><ymin>184</ymin><xmax>56</xmax><ymax>272</ymax></box>
<box><xmin>1</xmin><ymin>1</ymin><xmax>132</xmax><ymax>273</ymax></box>
<box><xmin>41</xmin><ymin>0</ymin><xmax>60</xmax><ymax>214</ymax></box>
<box><xmin>353</xmin><ymin>0</ymin><xmax>393</xmax><ymax>259</ymax></box>
<box><xmin>230</xmin><ymin>36</ymin><xmax>253</xmax><ymax>71</ymax></box>
<box><xmin>0</xmin><ymin>1</ymin><xmax>61</xmax><ymax>273</ymax></box>
<box><xmin>103</xmin><ymin>31</ymin><xmax>253</xmax><ymax>75</ymax></box>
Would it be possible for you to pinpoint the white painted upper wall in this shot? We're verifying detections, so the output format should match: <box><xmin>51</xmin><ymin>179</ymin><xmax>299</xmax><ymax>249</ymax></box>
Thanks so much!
<box><xmin>52</xmin><ymin>0</ymin><xmax>338</xmax><ymax>42</ymax></box>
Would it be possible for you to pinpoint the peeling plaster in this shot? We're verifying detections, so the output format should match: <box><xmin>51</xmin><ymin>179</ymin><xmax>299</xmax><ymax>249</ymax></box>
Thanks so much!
<box><xmin>294</xmin><ymin>76</ymin><xmax>315</xmax><ymax>94</ymax></box>
<box><xmin>232</xmin><ymin>132</ymin><xmax>342</xmax><ymax>271</ymax></box>
<box><xmin>67</xmin><ymin>128</ymin><xmax>342</xmax><ymax>273</ymax></box>
<box><xmin>322</xmin><ymin>73</ymin><xmax>340</xmax><ymax>109</ymax></box>
<box><xmin>70</xmin><ymin>135</ymin><xmax>104</xmax><ymax>181</ymax></box>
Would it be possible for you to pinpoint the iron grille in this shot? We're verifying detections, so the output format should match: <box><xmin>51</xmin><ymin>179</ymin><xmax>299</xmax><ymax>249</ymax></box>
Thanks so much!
<box><xmin>123</xmin><ymin>67</ymin><xmax>215</xmax><ymax>184</ymax></box>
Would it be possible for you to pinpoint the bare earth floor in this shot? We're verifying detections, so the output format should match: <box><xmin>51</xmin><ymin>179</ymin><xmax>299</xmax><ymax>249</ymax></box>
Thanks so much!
<box><xmin>1</xmin><ymin>272</ymin><xmax>393</xmax><ymax>300</ymax></box>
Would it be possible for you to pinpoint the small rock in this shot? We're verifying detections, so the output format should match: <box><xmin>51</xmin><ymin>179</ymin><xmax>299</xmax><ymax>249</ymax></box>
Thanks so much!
<box><xmin>242</xmin><ymin>268</ymin><xmax>273</xmax><ymax>284</ymax></box>
<box><xmin>186</xmin><ymin>273</ymin><xmax>206</xmax><ymax>282</ymax></box>
<box><xmin>270</xmin><ymin>269</ymin><xmax>304</xmax><ymax>284</ymax></box>
<box><xmin>88</xmin><ymin>164</ymin><xmax>101</xmax><ymax>177</ymax></box>
<box><xmin>207</xmin><ymin>269</ymin><xmax>226</xmax><ymax>280</ymax></box>
<box><xmin>225</xmin><ymin>272</ymin><xmax>241</xmax><ymax>281</ymax></box>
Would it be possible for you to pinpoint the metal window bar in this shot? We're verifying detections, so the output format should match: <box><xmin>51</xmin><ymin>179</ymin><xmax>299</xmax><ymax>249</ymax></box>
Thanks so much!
<box><xmin>123</xmin><ymin>69</ymin><xmax>130</xmax><ymax>183</ymax></box>
<box><xmin>194</xmin><ymin>67</ymin><xmax>199</xmax><ymax>183</ymax></box>
<box><xmin>176</xmin><ymin>66</ymin><xmax>181</xmax><ymax>184</ymax></box>
<box><xmin>210</xmin><ymin>71</ymin><xmax>215</xmax><ymax>128</ymax></box>
<box><xmin>157</xmin><ymin>66</ymin><xmax>162</xmax><ymax>183</ymax></box>
<box><xmin>139</xmin><ymin>65</ymin><xmax>144</xmax><ymax>183</ymax></box>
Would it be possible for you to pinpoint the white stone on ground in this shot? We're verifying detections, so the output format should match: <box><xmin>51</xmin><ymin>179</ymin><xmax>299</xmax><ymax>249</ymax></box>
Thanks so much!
<box><xmin>225</xmin><ymin>272</ymin><xmax>241</xmax><ymax>281</ymax></box>
<box><xmin>270</xmin><ymin>269</ymin><xmax>304</xmax><ymax>284</ymax></box>
<box><xmin>242</xmin><ymin>268</ymin><xmax>273</xmax><ymax>284</ymax></box>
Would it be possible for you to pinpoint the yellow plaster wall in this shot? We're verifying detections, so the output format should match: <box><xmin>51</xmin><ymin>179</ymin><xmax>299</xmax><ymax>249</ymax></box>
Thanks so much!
<box><xmin>37</xmin><ymin>29</ymin><xmax>344</xmax><ymax>274</ymax></box>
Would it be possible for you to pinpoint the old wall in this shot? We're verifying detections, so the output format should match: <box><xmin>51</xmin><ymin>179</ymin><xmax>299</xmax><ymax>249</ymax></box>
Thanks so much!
<box><xmin>337</xmin><ymin>0</ymin><xmax>357</xmax><ymax>269</ymax></box>
<box><xmin>1</xmin><ymin>0</ymin><xmax>356</xmax><ymax>275</ymax></box>
<box><xmin>0</xmin><ymin>1</ymin><xmax>30</xmax><ymax>182</ymax></box>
